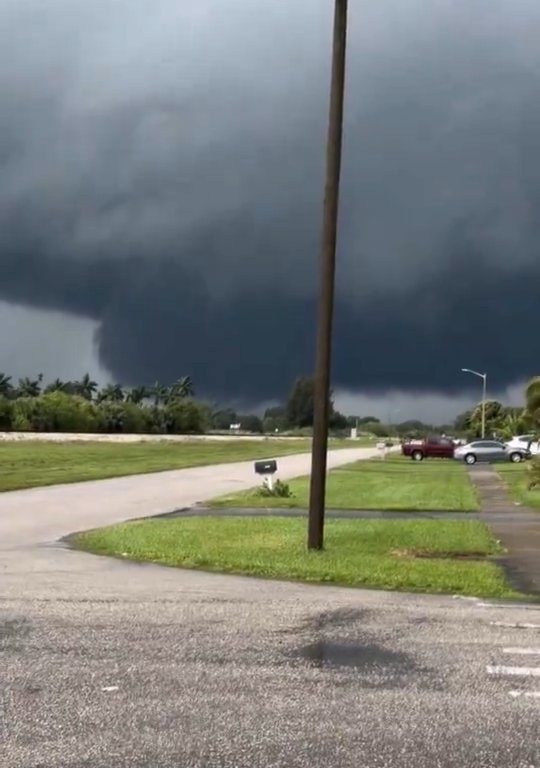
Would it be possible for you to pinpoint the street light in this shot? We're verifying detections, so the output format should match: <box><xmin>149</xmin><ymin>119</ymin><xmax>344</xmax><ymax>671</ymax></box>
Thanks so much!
<box><xmin>308</xmin><ymin>0</ymin><xmax>349</xmax><ymax>551</ymax></box>
<box><xmin>461</xmin><ymin>368</ymin><xmax>488</xmax><ymax>439</ymax></box>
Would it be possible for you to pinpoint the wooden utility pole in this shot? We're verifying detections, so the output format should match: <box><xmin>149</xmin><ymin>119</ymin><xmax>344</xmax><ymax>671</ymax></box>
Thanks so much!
<box><xmin>308</xmin><ymin>0</ymin><xmax>349</xmax><ymax>550</ymax></box>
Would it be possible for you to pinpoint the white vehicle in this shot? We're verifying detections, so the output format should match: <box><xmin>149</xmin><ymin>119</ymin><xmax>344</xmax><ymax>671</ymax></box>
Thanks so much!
<box><xmin>506</xmin><ymin>434</ymin><xmax>540</xmax><ymax>456</ymax></box>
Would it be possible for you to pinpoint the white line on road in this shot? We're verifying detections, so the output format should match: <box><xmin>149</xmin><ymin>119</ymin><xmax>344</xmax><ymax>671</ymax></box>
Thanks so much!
<box><xmin>491</xmin><ymin>622</ymin><xmax>540</xmax><ymax>629</ymax></box>
<box><xmin>487</xmin><ymin>666</ymin><xmax>540</xmax><ymax>677</ymax></box>
<box><xmin>509</xmin><ymin>691</ymin><xmax>540</xmax><ymax>699</ymax></box>
<box><xmin>503</xmin><ymin>648</ymin><xmax>540</xmax><ymax>655</ymax></box>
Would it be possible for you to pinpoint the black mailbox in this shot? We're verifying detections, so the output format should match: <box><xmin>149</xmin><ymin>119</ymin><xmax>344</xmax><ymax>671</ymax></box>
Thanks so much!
<box><xmin>254</xmin><ymin>460</ymin><xmax>277</xmax><ymax>475</ymax></box>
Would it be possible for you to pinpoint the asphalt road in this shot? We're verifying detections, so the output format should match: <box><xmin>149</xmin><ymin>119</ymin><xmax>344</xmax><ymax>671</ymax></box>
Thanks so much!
<box><xmin>1</xmin><ymin>448</ymin><xmax>539</xmax><ymax>768</ymax></box>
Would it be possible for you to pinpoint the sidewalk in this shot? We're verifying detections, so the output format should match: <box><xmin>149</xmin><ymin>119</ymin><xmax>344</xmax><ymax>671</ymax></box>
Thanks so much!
<box><xmin>468</xmin><ymin>465</ymin><xmax>540</xmax><ymax>597</ymax></box>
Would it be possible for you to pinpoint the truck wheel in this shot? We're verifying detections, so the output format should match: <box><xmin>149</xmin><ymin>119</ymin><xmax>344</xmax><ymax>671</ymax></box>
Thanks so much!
<box><xmin>412</xmin><ymin>450</ymin><xmax>424</xmax><ymax>461</ymax></box>
<box><xmin>465</xmin><ymin>454</ymin><xmax>477</xmax><ymax>465</ymax></box>
<box><xmin>510</xmin><ymin>452</ymin><xmax>523</xmax><ymax>463</ymax></box>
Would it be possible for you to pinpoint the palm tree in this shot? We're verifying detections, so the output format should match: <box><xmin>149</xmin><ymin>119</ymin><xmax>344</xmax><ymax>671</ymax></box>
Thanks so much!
<box><xmin>126</xmin><ymin>386</ymin><xmax>149</xmax><ymax>405</ymax></box>
<box><xmin>526</xmin><ymin>378</ymin><xmax>540</xmax><ymax>426</ymax></box>
<box><xmin>151</xmin><ymin>381</ymin><xmax>169</xmax><ymax>406</ymax></box>
<box><xmin>169</xmin><ymin>376</ymin><xmax>194</xmax><ymax>400</ymax></box>
<box><xmin>17</xmin><ymin>374</ymin><xmax>43</xmax><ymax>398</ymax></box>
<box><xmin>97</xmin><ymin>383</ymin><xmax>124</xmax><ymax>403</ymax></box>
<box><xmin>0</xmin><ymin>373</ymin><xmax>13</xmax><ymax>397</ymax></box>
<box><xmin>498</xmin><ymin>410</ymin><xmax>529</xmax><ymax>441</ymax></box>
<box><xmin>44</xmin><ymin>378</ymin><xmax>69</xmax><ymax>394</ymax></box>
<box><xmin>74</xmin><ymin>373</ymin><xmax>98</xmax><ymax>400</ymax></box>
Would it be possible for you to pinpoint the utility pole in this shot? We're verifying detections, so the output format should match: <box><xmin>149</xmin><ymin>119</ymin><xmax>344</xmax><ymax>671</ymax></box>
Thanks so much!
<box><xmin>308</xmin><ymin>0</ymin><xmax>349</xmax><ymax>550</ymax></box>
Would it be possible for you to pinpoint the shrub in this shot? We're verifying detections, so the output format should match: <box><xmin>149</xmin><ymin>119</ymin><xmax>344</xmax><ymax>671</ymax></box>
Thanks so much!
<box><xmin>164</xmin><ymin>399</ymin><xmax>210</xmax><ymax>434</ymax></box>
<box><xmin>11</xmin><ymin>393</ymin><xmax>100</xmax><ymax>432</ymax></box>
<box><xmin>96</xmin><ymin>401</ymin><xmax>153</xmax><ymax>434</ymax></box>
<box><xmin>255</xmin><ymin>479</ymin><xmax>292</xmax><ymax>498</ymax></box>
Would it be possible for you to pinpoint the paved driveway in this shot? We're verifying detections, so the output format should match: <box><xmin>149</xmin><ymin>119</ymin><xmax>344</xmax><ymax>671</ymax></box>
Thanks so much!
<box><xmin>1</xmin><ymin>448</ymin><xmax>539</xmax><ymax>767</ymax></box>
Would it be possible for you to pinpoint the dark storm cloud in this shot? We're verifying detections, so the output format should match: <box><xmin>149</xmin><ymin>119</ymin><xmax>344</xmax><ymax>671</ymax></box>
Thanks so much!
<box><xmin>1</xmin><ymin>0</ymin><xmax>540</xmax><ymax>400</ymax></box>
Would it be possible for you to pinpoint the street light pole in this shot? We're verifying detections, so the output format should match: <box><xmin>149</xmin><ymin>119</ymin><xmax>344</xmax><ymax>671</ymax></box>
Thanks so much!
<box><xmin>461</xmin><ymin>368</ymin><xmax>488</xmax><ymax>439</ymax></box>
<box><xmin>308</xmin><ymin>0</ymin><xmax>349</xmax><ymax>551</ymax></box>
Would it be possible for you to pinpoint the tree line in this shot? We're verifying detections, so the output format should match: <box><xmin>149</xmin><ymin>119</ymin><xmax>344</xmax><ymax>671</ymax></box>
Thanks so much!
<box><xmin>453</xmin><ymin>378</ymin><xmax>540</xmax><ymax>439</ymax></box>
<box><xmin>0</xmin><ymin>372</ymin><xmax>208</xmax><ymax>434</ymax></box>
<box><xmin>2</xmin><ymin>369</ymin><xmax>536</xmax><ymax>438</ymax></box>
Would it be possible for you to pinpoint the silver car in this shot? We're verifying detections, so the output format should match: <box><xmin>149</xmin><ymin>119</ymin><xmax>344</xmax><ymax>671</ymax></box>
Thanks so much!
<box><xmin>454</xmin><ymin>440</ymin><xmax>529</xmax><ymax>465</ymax></box>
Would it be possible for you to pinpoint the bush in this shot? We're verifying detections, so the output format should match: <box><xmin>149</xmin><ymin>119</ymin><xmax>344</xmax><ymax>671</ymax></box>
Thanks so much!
<box><xmin>255</xmin><ymin>479</ymin><xmax>292</xmax><ymax>498</ymax></box>
<box><xmin>11</xmin><ymin>393</ymin><xmax>99</xmax><ymax>432</ymax></box>
<box><xmin>164</xmin><ymin>400</ymin><xmax>210</xmax><ymax>434</ymax></box>
<box><xmin>97</xmin><ymin>401</ymin><xmax>153</xmax><ymax>434</ymax></box>
<box><xmin>2</xmin><ymin>391</ymin><xmax>211</xmax><ymax>435</ymax></box>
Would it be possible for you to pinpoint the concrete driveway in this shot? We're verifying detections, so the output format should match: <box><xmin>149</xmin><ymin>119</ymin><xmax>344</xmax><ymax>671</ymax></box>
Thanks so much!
<box><xmin>1</xmin><ymin>447</ymin><xmax>539</xmax><ymax>768</ymax></box>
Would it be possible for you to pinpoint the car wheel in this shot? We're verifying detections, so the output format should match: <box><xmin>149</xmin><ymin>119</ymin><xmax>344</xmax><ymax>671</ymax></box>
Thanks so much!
<box><xmin>412</xmin><ymin>450</ymin><xmax>424</xmax><ymax>461</ymax></box>
<box><xmin>510</xmin><ymin>452</ymin><xmax>523</xmax><ymax>463</ymax></box>
<box><xmin>464</xmin><ymin>454</ymin><xmax>477</xmax><ymax>465</ymax></box>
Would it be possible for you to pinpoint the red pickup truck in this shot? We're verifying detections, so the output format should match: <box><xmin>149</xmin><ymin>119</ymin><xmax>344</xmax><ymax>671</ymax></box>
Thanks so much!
<box><xmin>401</xmin><ymin>436</ymin><xmax>455</xmax><ymax>461</ymax></box>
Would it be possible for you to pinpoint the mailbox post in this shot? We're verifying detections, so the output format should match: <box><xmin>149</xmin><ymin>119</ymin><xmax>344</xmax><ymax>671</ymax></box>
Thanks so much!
<box><xmin>254</xmin><ymin>460</ymin><xmax>278</xmax><ymax>491</ymax></box>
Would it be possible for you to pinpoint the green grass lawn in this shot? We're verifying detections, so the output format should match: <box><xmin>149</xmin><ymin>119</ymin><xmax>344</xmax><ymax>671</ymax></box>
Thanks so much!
<box><xmin>0</xmin><ymin>439</ymin><xmax>354</xmax><ymax>492</ymax></box>
<box><xmin>75</xmin><ymin>516</ymin><xmax>517</xmax><ymax>598</ymax></box>
<box><xmin>497</xmin><ymin>463</ymin><xmax>540</xmax><ymax>509</ymax></box>
<box><xmin>210</xmin><ymin>456</ymin><xmax>479</xmax><ymax>512</ymax></box>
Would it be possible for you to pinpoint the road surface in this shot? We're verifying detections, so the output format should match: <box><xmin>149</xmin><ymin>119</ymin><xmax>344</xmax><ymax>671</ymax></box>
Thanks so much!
<box><xmin>1</xmin><ymin>448</ymin><xmax>539</xmax><ymax>768</ymax></box>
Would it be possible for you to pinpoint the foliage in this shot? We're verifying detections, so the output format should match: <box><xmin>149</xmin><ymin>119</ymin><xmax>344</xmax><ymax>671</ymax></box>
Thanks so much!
<box><xmin>126</xmin><ymin>386</ymin><xmax>149</xmax><ymax>404</ymax></box>
<box><xmin>0</xmin><ymin>369</ymin><xmax>210</xmax><ymax>435</ymax></box>
<box><xmin>0</xmin><ymin>373</ymin><xmax>13</xmax><ymax>397</ymax></box>
<box><xmin>97</xmin><ymin>400</ymin><xmax>152</xmax><ymax>434</ymax></box>
<box><xmin>0</xmin><ymin>396</ymin><xmax>12</xmax><ymax>429</ymax></box>
<box><xmin>286</xmin><ymin>376</ymin><xmax>315</xmax><ymax>428</ymax></box>
<box><xmin>525</xmin><ymin>377</ymin><xmax>540</xmax><ymax>428</ymax></box>
<box><xmin>394</xmin><ymin>420</ymin><xmax>433</xmax><ymax>439</ymax></box>
<box><xmin>212</xmin><ymin>408</ymin><xmax>238</xmax><ymax>430</ymax></box>
<box><xmin>463</xmin><ymin>397</ymin><xmax>531</xmax><ymax>440</ymax></box>
<box><xmin>454</xmin><ymin>410</ymin><xmax>472</xmax><ymax>433</ymax></box>
<box><xmin>151</xmin><ymin>381</ymin><xmax>169</xmax><ymax>406</ymax></box>
<box><xmin>238</xmin><ymin>414</ymin><xmax>263</xmax><ymax>433</ymax></box>
<box><xmin>329</xmin><ymin>410</ymin><xmax>348</xmax><ymax>431</ymax></box>
<box><xmin>286</xmin><ymin>376</ymin><xmax>338</xmax><ymax>429</ymax></box>
<box><xmin>97</xmin><ymin>383</ymin><xmax>125</xmax><ymax>403</ymax></box>
<box><xmin>11</xmin><ymin>392</ymin><xmax>99</xmax><ymax>432</ymax></box>
<box><xmin>255</xmin><ymin>479</ymin><xmax>292</xmax><ymax>498</ymax></box>
<box><xmin>164</xmin><ymin>400</ymin><xmax>211</xmax><ymax>434</ymax></box>
<box><xmin>169</xmin><ymin>376</ymin><xmax>195</xmax><ymax>400</ymax></box>
<box><xmin>75</xmin><ymin>373</ymin><xmax>99</xmax><ymax>400</ymax></box>
<box><xmin>263</xmin><ymin>406</ymin><xmax>288</xmax><ymax>433</ymax></box>
<box><xmin>361</xmin><ymin>420</ymin><xmax>391</xmax><ymax>437</ymax></box>
<box><xmin>44</xmin><ymin>378</ymin><xmax>72</xmax><ymax>395</ymax></box>
<box><xmin>16</xmin><ymin>375</ymin><xmax>43</xmax><ymax>398</ymax></box>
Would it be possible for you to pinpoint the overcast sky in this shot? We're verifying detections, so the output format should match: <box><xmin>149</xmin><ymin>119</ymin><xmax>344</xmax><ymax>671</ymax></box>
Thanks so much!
<box><xmin>1</xmin><ymin>0</ymin><xmax>539</xmax><ymax>418</ymax></box>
